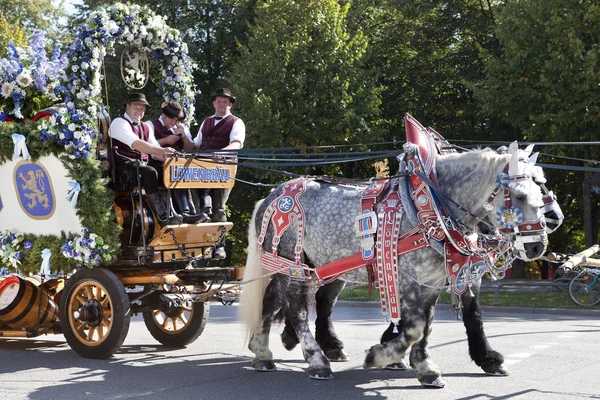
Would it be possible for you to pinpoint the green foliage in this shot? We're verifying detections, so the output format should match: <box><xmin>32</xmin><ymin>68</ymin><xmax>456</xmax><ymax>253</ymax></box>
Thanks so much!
<box><xmin>0</xmin><ymin>0</ymin><xmax>68</xmax><ymax>46</ymax></box>
<box><xmin>230</xmin><ymin>0</ymin><xmax>384</xmax><ymax>161</ymax></box>
<box><xmin>476</xmin><ymin>0</ymin><xmax>600</xmax><ymax>248</ymax></box>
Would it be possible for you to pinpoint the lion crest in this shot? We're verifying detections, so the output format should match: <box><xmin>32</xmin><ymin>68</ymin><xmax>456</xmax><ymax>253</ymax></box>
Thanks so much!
<box><xmin>19</xmin><ymin>170</ymin><xmax>50</xmax><ymax>209</ymax></box>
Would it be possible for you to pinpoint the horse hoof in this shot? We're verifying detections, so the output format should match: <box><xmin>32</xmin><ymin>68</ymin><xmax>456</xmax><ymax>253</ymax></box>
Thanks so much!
<box><xmin>419</xmin><ymin>375</ymin><xmax>446</xmax><ymax>388</ymax></box>
<box><xmin>325</xmin><ymin>349</ymin><xmax>349</xmax><ymax>362</ymax></box>
<box><xmin>309</xmin><ymin>368</ymin><xmax>334</xmax><ymax>380</ymax></box>
<box><xmin>385</xmin><ymin>359</ymin><xmax>408</xmax><ymax>371</ymax></box>
<box><xmin>252</xmin><ymin>359</ymin><xmax>277</xmax><ymax>372</ymax></box>
<box><xmin>484</xmin><ymin>363</ymin><xmax>510</xmax><ymax>376</ymax></box>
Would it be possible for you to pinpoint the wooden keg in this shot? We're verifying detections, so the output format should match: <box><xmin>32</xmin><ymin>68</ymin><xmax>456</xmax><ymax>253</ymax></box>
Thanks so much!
<box><xmin>0</xmin><ymin>275</ymin><xmax>59</xmax><ymax>329</ymax></box>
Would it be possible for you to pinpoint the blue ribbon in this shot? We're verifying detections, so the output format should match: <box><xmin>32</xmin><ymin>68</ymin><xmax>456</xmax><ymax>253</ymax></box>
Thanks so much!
<box><xmin>40</xmin><ymin>248</ymin><xmax>52</xmax><ymax>275</ymax></box>
<box><xmin>12</xmin><ymin>134</ymin><xmax>31</xmax><ymax>160</ymax></box>
<box><xmin>66</xmin><ymin>181</ymin><xmax>81</xmax><ymax>208</ymax></box>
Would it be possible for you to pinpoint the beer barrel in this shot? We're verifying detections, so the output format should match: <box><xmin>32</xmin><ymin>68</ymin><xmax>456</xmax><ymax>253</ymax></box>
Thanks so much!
<box><xmin>0</xmin><ymin>275</ymin><xmax>59</xmax><ymax>329</ymax></box>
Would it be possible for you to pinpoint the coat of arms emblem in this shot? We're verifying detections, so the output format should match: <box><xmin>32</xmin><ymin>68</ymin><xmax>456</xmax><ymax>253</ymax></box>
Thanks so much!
<box><xmin>13</xmin><ymin>162</ymin><xmax>56</xmax><ymax>219</ymax></box>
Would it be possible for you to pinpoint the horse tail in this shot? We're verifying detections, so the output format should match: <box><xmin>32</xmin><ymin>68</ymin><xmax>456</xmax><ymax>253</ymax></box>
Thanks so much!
<box><xmin>238</xmin><ymin>199</ymin><xmax>269</xmax><ymax>341</ymax></box>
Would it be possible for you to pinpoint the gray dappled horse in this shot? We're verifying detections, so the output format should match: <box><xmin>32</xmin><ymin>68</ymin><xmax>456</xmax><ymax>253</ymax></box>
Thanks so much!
<box><xmin>240</xmin><ymin>144</ymin><xmax>551</xmax><ymax>388</ymax></box>
<box><xmin>278</xmin><ymin>149</ymin><xmax>564</xmax><ymax>383</ymax></box>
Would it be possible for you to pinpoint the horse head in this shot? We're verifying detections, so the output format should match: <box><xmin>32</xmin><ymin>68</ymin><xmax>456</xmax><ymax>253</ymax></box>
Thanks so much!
<box><xmin>485</xmin><ymin>142</ymin><xmax>549</xmax><ymax>261</ymax></box>
<box><xmin>436</xmin><ymin>142</ymin><xmax>556</xmax><ymax>262</ymax></box>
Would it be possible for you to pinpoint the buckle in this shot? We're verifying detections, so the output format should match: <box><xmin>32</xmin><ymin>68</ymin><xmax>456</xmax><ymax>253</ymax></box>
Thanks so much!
<box><xmin>355</xmin><ymin>211</ymin><xmax>377</xmax><ymax>237</ymax></box>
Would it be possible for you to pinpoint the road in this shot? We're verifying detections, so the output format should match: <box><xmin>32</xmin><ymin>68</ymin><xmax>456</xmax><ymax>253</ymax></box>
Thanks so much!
<box><xmin>1</xmin><ymin>303</ymin><xmax>599</xmax><ymax>400</ymax></box>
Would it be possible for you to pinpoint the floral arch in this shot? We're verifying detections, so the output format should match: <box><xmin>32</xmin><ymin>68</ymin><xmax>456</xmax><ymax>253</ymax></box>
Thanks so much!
<box><xmin>0</xmin><ymin>3</ymin><xmax>197</xmax><ymax>274</ymax></box>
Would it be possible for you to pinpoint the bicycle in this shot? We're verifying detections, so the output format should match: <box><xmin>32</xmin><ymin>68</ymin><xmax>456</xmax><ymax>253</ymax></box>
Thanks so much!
<box><xmin>567</xmin><ymin>267</ymin><xmax>600</xmax><ymax>307</ymax></box>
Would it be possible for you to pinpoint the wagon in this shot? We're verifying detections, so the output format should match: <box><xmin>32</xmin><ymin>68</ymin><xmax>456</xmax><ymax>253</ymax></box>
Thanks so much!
<box><xmin>0</xmin><ymin>3</ymin><xmax>241</xmax><ymax>359</ymax></box>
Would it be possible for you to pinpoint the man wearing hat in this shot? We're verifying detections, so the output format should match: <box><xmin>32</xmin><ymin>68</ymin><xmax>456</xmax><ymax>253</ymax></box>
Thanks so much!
<box><xmin>193</xmin><ymin>88</ymin><xmax>246</xmax><ymax>258</ymax></box>
<box><xmin>146</xmin><ymin>100</ymin><xmax>209</xmax><ymax>224</ymax></box>
<box><xmin>109</xmin><ymin>93</ymin><xmax>183</xmax><ymax>227</ymax></box>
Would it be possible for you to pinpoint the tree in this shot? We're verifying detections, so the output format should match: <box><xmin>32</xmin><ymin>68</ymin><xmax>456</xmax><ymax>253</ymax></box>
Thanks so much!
<box><xmin>476</xmin><ymin>0</ymin><xmax>600</xmax><ymax>248</ymax></box>
<box><xmin>230</xmin><ymin>0</ymin><xmax>383</xmax><ymax>164</ymax></box>
<box><xmin>349</xmin><ymin>0</ymin><xmax>508</xmax><ymax>143</ymax></box>
<box><xmin>0</xmin><ymin>0</ymin><xmax>67</xmax><ymax>48</ymax></box>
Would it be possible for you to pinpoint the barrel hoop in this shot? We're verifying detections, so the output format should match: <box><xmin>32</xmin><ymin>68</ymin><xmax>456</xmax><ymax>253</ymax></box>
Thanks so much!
<box><xmin>2</xmin><ymin>284</ymin><xmax>38</xmax><ymax>325</ymax></box>
<box><xmin>38</xmin><ymin>294</ymin><xmax>57</xmax><ymax>323</ymax></box>
<box><xmin>0</xmin><ymin>278</ymin><xmax>26</xmax><ymax>316</ymax></box>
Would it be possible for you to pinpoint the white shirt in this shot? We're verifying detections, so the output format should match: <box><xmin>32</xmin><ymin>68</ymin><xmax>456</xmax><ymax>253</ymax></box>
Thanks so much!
<box><xmin>145</xmin><ymin>116</ymin><xmax>193</xmax><ymax>142</ymax></box>
<box><xmin>109</xmin><ymin>113</ymin><xmax>160</xmax><ymax>149</ymax></box>
<box><xmin>193</xmin><ymin>115</ymin><xmax>246</xmax><ymax>149</ymax></box>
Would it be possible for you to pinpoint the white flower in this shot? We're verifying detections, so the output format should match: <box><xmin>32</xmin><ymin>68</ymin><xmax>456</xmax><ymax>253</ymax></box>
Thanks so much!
<box><xmin>163</xmin><ymin>49</ymin><xmax>170</xmax><ymax>56</ymax></box>
<box><xmin>81</xmin><ymin>62</ymin><xmax>89</xmax><ymax>70</ymax></box>
<box><xmin>173</xmin><ymin>92</ymin><xmax>180</xmax><ymax>99</ymax></box>
<box><xmin>134</xmin><ymin>38</ymin><xmax>142</xmax><ymax>46</ymax></box>
<box><xmin>68</xmin><ymin>123</ymin><xmax>77</xmax><ymax>131</ymax></box>
<box><xmin>146</xmin><ymin>33</ymin><xmax>153</xmax><ymax>41</ymax></box>
<box><xmin>72</xmin><ymin>65</ymin><xmax>79</xmax><ymax>72</ymax></box>
<box><xmin>127</xmin><ymin>33</ymin><xmax>134</xmax><ymax>42</ymax></box>
<box><xmin>1</xmin><ymin>82</ymin><xmax>14</xmax><ymax>99</ymax></box>
<box><xmin>173</xmin><ymin>66</ymin><xmax>182</xmax><ymax>75</ymax></box>
<box><xmin>73</xmin><ymin>130</ymin><xmax>82</xmax><ymax>139</ymax></box>
<box><xmin>67</xmin><ymin>102</ymin><xmax>75</xmax><ymax>108</ymax></box>
<box><xmin>16</xmin><ymin>71</ymin><xmax>33</xmax><ymax>87</ymax></box>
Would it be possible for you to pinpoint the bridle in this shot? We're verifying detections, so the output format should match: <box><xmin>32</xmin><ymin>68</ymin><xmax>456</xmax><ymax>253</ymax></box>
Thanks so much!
<box><xmin>483</xmin><ymin>160</ymin><xmax>548</xmax><ymax>261</ymax></box>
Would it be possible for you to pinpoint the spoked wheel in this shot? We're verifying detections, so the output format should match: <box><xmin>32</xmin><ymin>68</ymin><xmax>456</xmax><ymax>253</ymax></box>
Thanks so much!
<box><xmin>60</xmin><ymin>268</ymin><xmax>130</xmax><ymax>359</ymax></box>
<box><xmin>568</xmin><ymin>270</ymin><xmax>600</xmax><ymax>307</ymax></box>
<box><xmin>142</xmin><ymin>300</ymin><xmax>209</xmax><ymax>347</ymax></box>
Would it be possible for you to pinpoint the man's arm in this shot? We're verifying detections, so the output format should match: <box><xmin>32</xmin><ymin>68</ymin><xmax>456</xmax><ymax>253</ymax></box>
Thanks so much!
<box><xmin>131</xmin><ymin>140</ymin><xmax>173</xmax><ymax>161</ymax></box>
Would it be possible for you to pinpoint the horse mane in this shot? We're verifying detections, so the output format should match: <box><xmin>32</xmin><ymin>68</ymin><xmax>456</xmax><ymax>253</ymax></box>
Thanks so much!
<box><xmin>436</xmin><ymin>148</ymin><xmax>509</xmax><ymax>185</ymax></box>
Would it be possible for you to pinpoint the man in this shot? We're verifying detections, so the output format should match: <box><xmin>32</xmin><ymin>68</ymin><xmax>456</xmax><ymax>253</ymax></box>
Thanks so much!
<box><xmin>146</xmin><ymin>100</ymin><xmax>209</xmax><ymax>224</ymax></box>
<box><xmin>194</xmin><ymin>88</ymin><xmax>245</xmax><ymax>259</ymax></box>
<box><xmin>109</xmin><ymin>93</ymin><xmax>182</xmax><ymax>227</ymax></box>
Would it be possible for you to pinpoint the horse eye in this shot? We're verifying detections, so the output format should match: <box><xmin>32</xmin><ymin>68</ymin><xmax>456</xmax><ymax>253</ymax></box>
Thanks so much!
<box><xmin>515</xmin><ymin>195</ymin><xmax>527</xmax><ymax>202</ymax></box>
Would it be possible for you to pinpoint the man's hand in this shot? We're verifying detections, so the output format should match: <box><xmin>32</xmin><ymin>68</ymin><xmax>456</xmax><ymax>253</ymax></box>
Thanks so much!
<box><xmin>157</xmin><ymin>146</ymin><xmax>177</xmax><ymax>161</ymax></box>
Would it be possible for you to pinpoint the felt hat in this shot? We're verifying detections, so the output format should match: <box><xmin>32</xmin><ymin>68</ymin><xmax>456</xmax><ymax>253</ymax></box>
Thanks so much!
<box><xmin>124</xmin><ymin>93</ymin><xmax>151</xmax><ymax>107</ymax></box>
<box><xmin>161</xmin><ymin>100</ymin><xmax>186</xmax><ymax>120</ymax></box>
<box><xmin>211</xmin><ymin>88</ymin><xmax>236</xmax><ymax>103</ymax></box>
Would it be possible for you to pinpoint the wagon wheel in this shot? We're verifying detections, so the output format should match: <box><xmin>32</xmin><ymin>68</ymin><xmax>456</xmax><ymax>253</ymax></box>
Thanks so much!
<box><xmin>142</xmin><ymin>300</ymin><xmax>209</xmax><ymax>347</ymax></box>
<box><xmin>567</xmin><ymin>270</ymin><xmax>600</xmax><ymax>307</ymax></box>
<box><xmin>60</xmin><ymin>268</ymin><xmax>130</xmax><ymax>359</ymax></box>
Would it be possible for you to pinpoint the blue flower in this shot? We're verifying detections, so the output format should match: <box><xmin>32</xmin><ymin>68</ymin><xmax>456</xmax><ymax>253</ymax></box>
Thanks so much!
<box><xmin>23</xmin><ymin>241</ymin><xmax>33</xmax><ymax>250</ymax></box>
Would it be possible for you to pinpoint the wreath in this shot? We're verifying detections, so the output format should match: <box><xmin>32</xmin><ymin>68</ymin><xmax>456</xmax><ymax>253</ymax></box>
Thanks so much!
<box><xmin>0</xmin><ymin>3</ymin><xmax>196</xmax><ymax>275</ymax></box>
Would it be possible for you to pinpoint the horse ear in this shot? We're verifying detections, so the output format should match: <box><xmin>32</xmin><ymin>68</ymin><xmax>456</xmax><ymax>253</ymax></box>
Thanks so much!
<box><xmin>528</xmin><ymin>152</ymin><xmax>539</xmax><ymax>165</ymax></box>
<box><xmin>525</xmin><ymin>144</ymin><xmax>535</xmax><ymax>155</ymax></box>
<box><xmin>508</xmin><ymin>142</ymin><xmax>519</xmax><ymax>176</ymax></box>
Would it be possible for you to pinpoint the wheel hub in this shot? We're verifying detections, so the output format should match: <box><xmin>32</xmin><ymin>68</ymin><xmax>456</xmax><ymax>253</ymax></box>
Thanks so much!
<box><xmin>77</xmin><ymin>300</ymin><xmax>103</xmax><ymax>326</ymax></box>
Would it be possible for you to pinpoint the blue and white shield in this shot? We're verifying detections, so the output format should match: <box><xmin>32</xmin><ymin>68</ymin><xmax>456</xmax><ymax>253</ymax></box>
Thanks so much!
<box><xmin>13</xmin><ymin>162</ymin><xmax>56</xmax><ymax>219</ymax></box>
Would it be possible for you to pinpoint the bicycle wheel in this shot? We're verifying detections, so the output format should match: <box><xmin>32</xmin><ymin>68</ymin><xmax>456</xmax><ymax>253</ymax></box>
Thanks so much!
<box><xmin>568</xmin><ymin>270</ymin><xmax>600</xmax><ymax>307</ymax></box>
<box><xmin>552</xmin><ymin>269</ymin><xmax>578</xmax><ymax>292</ymax></box>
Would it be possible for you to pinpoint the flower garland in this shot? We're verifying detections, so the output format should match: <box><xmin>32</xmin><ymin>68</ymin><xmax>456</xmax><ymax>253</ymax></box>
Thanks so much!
<box><xmin>0</xmin><ymin>3</ymin><xmax>197</xmax><ymax>273</ymax></box>
<box><xmin>0</xmin><ymin>30</ymin><xmax>66</xmax><ymax>120</ymax></box>
<box><xmin>62</xmin><ymin>2</ymin><xmax>197</xmax><ymax>125</ymax></box>
<box><xmin>0</xmin><ymin>230</ymin><xmax>32</xmax><ymax>271</ymax></box>
<box><xmin>61</xmin><ymin>228</ymin><xmax>112</xmax><ymax>267</ymax></box>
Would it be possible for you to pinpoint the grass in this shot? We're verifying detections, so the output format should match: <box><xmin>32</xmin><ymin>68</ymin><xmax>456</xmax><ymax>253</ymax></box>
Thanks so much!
<box><xmin>338</xmin><ymin>284</ymin><xmax>600</xmax><ymax>310</ymax></box>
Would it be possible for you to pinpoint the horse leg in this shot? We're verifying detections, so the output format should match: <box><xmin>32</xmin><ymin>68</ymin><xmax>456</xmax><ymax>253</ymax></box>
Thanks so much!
<box><xmin>248</xmin><ymin>277</ymin><xmax>285</xmax><ymax>372</ymax></box>
<box><xmin>462</xmin><ymin>281</ymin><xmax>509</xmax><ymax>376</ymax></box>
<box><xmin>380</xmin><ymin>322</ymin><xmax>408</xmax><ymax>370</ymax></box>
<box><xmin>280</xmin><ymin>279</ymin><xmax>348</xmax><ymax>361</ymax></box>
<box><xmin>286</xmin><ymin>282</ymin><xmax>333</xmax><ymax>380</ymax></box>
<box><xmin>408</xmin><ymin>294</ymin><xmax>445</xmax><ymax>388</ymax></box>
<box><xmin>315</xmin><ymin>279</ymin><xmax>348</xmax><ymax>362</ymax></box>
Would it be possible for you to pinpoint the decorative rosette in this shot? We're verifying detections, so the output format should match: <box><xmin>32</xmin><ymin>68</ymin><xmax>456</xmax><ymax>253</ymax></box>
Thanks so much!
<box><xmin>496</xmin><ymin>206</ymin><xmax>523</xmax><ymax>229</ymax></box>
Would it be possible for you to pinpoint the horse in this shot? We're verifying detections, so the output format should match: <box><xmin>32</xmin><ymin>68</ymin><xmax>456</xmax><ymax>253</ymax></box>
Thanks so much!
<box><xmin>239</xmin><ymin>142</ymin><xmax>551</xmax><ymax>388</ymax></box>
<box><xmin>276</xmin><ymin>153</ymin><xmax>564</xmax><ymax>377</ymax></box>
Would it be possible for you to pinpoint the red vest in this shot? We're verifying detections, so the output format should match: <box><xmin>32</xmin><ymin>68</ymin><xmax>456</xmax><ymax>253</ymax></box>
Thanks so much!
<box><xmin>151</xmin><ymin>119</ymin><xmax>184</xmax><ymax>151</ymax></box>
<box><xmin>199</xmin><ymin>115</ymin><xmax>238</xmax><ymax>150</ymax></box>
<box><xmin>112</xmin><ymin>118</ymin><xmax>150</xmax><ymax>163</ymax></box>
